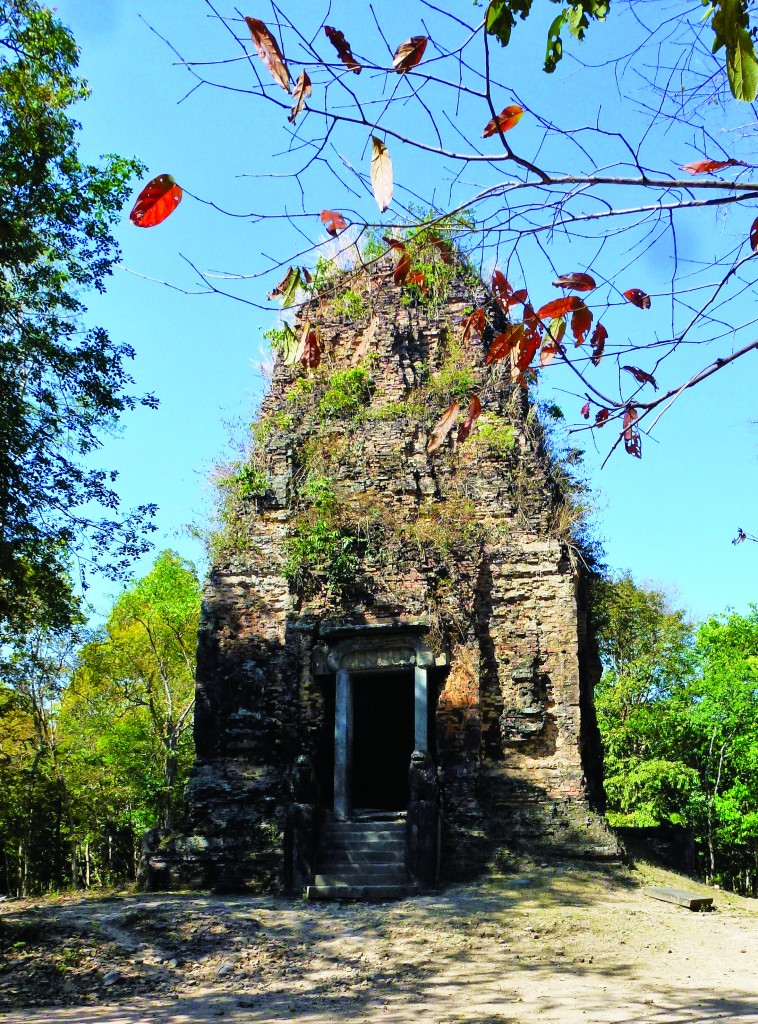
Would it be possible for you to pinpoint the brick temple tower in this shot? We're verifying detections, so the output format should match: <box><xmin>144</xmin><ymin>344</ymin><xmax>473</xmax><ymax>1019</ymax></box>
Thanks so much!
<box><xmin>142</xmin><ymin>255</ymin><xmax>618</xmax><ymax>896</ymax></box>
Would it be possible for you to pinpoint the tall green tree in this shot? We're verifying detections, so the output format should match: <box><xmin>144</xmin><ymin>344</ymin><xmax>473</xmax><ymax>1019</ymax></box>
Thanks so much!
<box><xmin>0</xmin><ymin>552</ymin><xmax>201</xmax><ymax>894</ymax></box>
<box><xmin>73</xmin><ymin>551</ymin><xmax>201</xmax><ymax>830</ymax></box>
<box><xmin>0</xmin><ymin>0</ymin><xmax>153</xmax><ymax>636</ymax></box>
<box><xmin>595</xmin><ymin>578</ymin><xmax>758</xmax><ymax>892</ymax></box>
<box><xmin>690</xmin><ymin>608</ymin><xmax>758</xmax><ymax>884</ymax></box>
<box><xmin>594</xmin><ymin>575</ymin><xmax>701</xmax><ymax>828</ymax></box>
<box><xmin>0</xmin><ymin>627</ymin><xmax>80</xmax><ymax>893</ymax></box>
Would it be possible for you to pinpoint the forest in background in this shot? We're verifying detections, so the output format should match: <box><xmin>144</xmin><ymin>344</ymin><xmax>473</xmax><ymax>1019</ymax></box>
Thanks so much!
<box><xmin>0</xmin><ymin>552</ymin><xmax>199</xmax><ymax>895</ymax></box>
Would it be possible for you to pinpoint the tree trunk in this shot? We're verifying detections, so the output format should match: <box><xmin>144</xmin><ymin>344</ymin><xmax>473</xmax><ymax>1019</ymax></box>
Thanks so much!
<box><xmin>70</xmin><ymin>842</ymin><xmax>78</xmax><ymax>890</ymax></box>
<box><xmin>17</xmin><ymin>840</ymin><xmax>25</xmax><ymax>898</ymax></box>
<box><xmin>164</xmin><ymin>749</ymin><xmax>178</xmax><ymax>830</ymax></box>
<box><xmin>707</xmin><ymin>824</ymin><xmax>716</xmax><ymax>881</ymax></box>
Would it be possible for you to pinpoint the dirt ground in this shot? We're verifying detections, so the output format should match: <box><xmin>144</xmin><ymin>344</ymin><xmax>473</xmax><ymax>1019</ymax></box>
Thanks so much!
<box><xmin>1</xmin><ymin>858</ymin><xmax>757</xmax><ymax>1024</ymax></box>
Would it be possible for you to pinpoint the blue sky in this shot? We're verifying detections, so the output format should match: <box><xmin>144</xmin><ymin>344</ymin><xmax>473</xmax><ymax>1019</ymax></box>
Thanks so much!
<box><xmin>52</xmin><ymin>0</ymin><xmax>756</xmax><ymax>623</ymax></box>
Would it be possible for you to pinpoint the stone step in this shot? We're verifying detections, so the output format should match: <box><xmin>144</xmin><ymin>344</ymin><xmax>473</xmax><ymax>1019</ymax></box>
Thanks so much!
<box><xmin>323</xmin><ymin>835</ymin><xmax>407</xmax><ymax>851</ymax></box>
<box><xmin>314</xmin><ymin>867</ymin><xmax>407</xmax><ymax>885</ymax></box>
<box><xmin>318</xmin><ymin>847</ymin><xmax>406</xmax><ymax>865</ymax></box>
<box><xmin>323</xmin><ymin>823</ymin><xmax>405</xmax><ymax>839</ymax></box>
<box><xmin>314</xmin><ymin>814</ymin><xmax>411</xmax><ymax>898</ymax></box>
<box><xmin>323</xmin><ymin>823</ymin><xmax>405</xmax><ymax>837</ymax></box>
<box><xmin>306</xmin><ymin>883</ymin><xmax>416</xmax><ymax>901</ymax></box>
<box><xmin>347</xmin><ymin>810</ymin><xmax>407</xmax><ymax>821</ymax></box>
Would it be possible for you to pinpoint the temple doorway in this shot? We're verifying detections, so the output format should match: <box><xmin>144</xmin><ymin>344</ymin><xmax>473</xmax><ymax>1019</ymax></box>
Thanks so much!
<box><xmin>351</xmin><ymin>669</ymin><xmax>415</xmax><ymax>811</ymax></box>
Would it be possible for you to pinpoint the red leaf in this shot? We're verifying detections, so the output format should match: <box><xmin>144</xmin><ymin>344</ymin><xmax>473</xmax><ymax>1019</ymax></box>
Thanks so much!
<box><xmin>623</xmin><ymin>405</ymin><xmax>641</xmax><ymax>457</ymax></box>
<box><xmin>485</xmin><ymin>324</ymin><xmax>523</xmax><ymax>364</ymax></box>
<box><xmin>394</xmin><ymin>251</ymin><xmax>411</xmax><ymax>286</ymax></box>
<box><xmin>427</xmin><ymin>401</ymin><xmax>459</xmax><ymax>455</ymax></box>
<box><xmin>130</xmin><ymin>174</ymin><xmax>183</xmax><ymax>228</ymax></box>
<box><xmin>457</xmin><ymin>396</ymin><xmax>482</xmax><ymax>445</ymax></box>
<box><xmin>300</xmin><ymin>330</ymin><xmax>321</xmax><ymax>369</ymax></box>
<box><xmin>623</xmin><ymin>288</ymin><xmax>651</xmax><ymax>309</ymax></box>
<box><xmin>514</xmin><ymin>331</ymin><xmax>540</xmax><ymax>373</ymax></box>
<box><xmin>750</xmin><ymin>216</ymin><xmax>758</xmax><ymax>251</ymax></box>
<box><xmin>482</xmin><ymin>104</ymin><xmax>524</xmax><ymax>138</ymax></box>
<box><xmin>382</xmin><ymin>235</ymin><xmax>407</xmax><ymax>252</ymax></box>
<box><xmin>320</xmin><ymin>209</ymin><xmax>348</xmax><ymax>236</ymax></box>
<box><xmin>498</xmin><ymin>288</ymin><xmax>528</xmax><ymax>312</ymax></box>
<box><xmin>508</xmin><ymin>288</ymin><xmax>528</xmax><ymax>307</ymax></box>
<box><xmin>594</xmin><ymin>408</ymin><xmax>610</xmax><ymax>426</ymax></box>
<box><xmin>590</xmin><ymin>322</ymin><xmax>607</xmax><ymax>366</ymax></box>
<box><xmin>392</xmin><ymin>36</ymin><xmax>428</xmax><ymax>73</ymax></box>
<box><xmin>491</xmin><ymin>270</ymin><xmax>512</xmax><ymax>305</ymax></box>
<box><xmin>682</xmin><ymin>158</ymin><xmax>740</xmax><ymax>175</ymax></box>
<box><xmin>491</xmin><ymin>272</ymin><xmax>526</xmax><ymax>313</ymax></box>
<box><xmin>406</xmin><ymin>271</ymin><xmax>426</xmax><ymax>288</ymax></box>
<box><xmin>552</xmin><ymin>272</ymin><xmax>596</xmax><ymax>292</ymax></box>
<box><xmin>622</xmin><ymin>365</ymin><xmax>658</xmax><ymax>390</ymax></box>
<box><xmin>289</xmin><ymin>70</ymin><xmax>312</xmax><ymax>123</ymax></box>
<box><xmin>523</xmin><ymin>303</ymin><xmax>542</xmax><ymax>334</ymax></box>
<box><xmin>245</xmin><ymin>17</ymin><xmax>291</xmax><ymax>92</ymax></box>
<box><xmin>536</xmin><ymin>296</ymin><xmax>583</xmax><ymax>319</ymax></box>
<box><xmin>580</xmin><ymin>402</ymin><xmax>590</xmax><ymax>419</ymax></box>
<box><xmin>571</xmin><ymin>303</ymin><xmax>593</xmax><ymax>345</ymax></box>
<box><xmin>324</xmin><ymin>26</ymin><xmax>362</xmax><ymax>74</ymax></box>
<box><xmin>462</xmin><ymin>308</ymin><xmax>486</xmax><ymax>344</ymax></box>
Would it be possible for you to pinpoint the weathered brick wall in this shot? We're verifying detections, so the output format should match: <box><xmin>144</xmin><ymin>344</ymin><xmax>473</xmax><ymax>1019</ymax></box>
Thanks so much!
<box><xmin>143</xmin><ymin>259</ymin><xmax>618</xmax><ymax>891</ymax></box>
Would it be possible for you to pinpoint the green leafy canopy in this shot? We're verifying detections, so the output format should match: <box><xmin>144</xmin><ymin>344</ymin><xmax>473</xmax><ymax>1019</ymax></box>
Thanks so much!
<box><xmin>0</xmin><ymin>0</ymin><xmax>153</xmax><ymax>636</ymax></box>
<box><xmin>480</xmin><ymin>0</ymin><xmax>758</xmax><ymax>97</ymax></box>
<box><xmin>480</xmin><ymin>0</ymin><xmax>610</xmax><ymax>73</ymax></box>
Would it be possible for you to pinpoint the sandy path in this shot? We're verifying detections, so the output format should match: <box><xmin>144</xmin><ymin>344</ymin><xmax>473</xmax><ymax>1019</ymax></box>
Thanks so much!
<box><xmin>1</xmin><ymin>861</ymin><xmax>757</xmax><ymax>1024</ymax></box>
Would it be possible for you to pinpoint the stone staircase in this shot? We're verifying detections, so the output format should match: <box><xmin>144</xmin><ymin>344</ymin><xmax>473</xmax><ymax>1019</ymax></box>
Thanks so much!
<box><xmin>306</xmin><ymin>812</ymin><xmax>416</xmax><ymax>900</ymax></box>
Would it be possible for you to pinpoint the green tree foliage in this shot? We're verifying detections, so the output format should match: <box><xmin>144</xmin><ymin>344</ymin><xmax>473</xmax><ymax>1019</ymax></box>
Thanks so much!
<box><xmin>0</xmin><ymin>552</ymin><xmax>201</xmax><ymax>894</ymax></box>
<box><xmin>594</xmin><ymin>575</ymin><xmax>700</xmax><ymax>827</ymax></box>
<box><xmin>596</xmin><ymin>576</ymin><xmax>758</xmax><ymax>893</ymax></box>
<box><xmin>690</xmin><ymin>609</ymin><xmax>758</xmax><ymax>885</ymax></box>
<box><xmin>0</xmin><ymin>0</ymin><xmax>154</xmax><ymax>637</ymax></box>
<box><xmin>0</xmin><ymin>627</ymin><xmax>83</xmax><ymax>893</ymax></box>
<box><xmin>480</xmin><ymin>0</ymin><xmax>758</xmax><ymax>99</ymax></box>
<box><xmin>74</xmin><ymin>551</ymin><xmax>201</xmax><ymax>830</ymax></box>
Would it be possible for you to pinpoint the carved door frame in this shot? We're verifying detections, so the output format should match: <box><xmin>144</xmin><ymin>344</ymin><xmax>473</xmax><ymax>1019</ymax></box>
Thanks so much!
<box><xmin>313</xmin><ymin>631</ymin><xmax>437</xmax><ymax>819</ymax></box>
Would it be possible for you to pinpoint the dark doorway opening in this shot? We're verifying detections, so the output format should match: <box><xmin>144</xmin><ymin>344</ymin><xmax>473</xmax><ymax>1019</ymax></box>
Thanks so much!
<box><xmin>352</xmin><ymin>669</ymin><xmax>415</xmax><ymax>810</ymax></box>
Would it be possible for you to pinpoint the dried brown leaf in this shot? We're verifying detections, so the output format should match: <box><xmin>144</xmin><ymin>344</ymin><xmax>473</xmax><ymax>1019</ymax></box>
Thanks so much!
<box><xmin>288</xmin><ymin>70</ymin><xmax>312</xmax><ymax>122</ymax></box>
<box><xmin>324</xmin><ymin>26</ymin><xmax>362</xmax><ymax>73</ymax></box>
<box><xmin>245</xmin><ymin>17</ymin><xmax>291</xmax><ymax>93</ymax></box>
<box><xmin>370</xmin><ymin>136</ymin><xmax>393</xmax><ymax>213</ymax></box>
<box><xmin>427</xmin><ymin>401</ymin><xmax>459</xmax><ymax>455</ymax></box>
<box><xmin>457</xmin><ymin>396</ymin><xmax>482</xmax><ymax>445</ymax></box>
<box><xmin>392</xmin><ymin>35</ymin><xmax>428</xmax><ymax>73</ymax></box>
<box><xmin>552</xmin><ymin>272</ymin><xmax>596</xmax><ymax>292</ymax></box>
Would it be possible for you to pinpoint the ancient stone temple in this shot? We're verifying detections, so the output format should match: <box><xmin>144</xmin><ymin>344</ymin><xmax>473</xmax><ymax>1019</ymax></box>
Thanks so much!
<box><xmin>142</xmin><ymin>254</ymin><xmax>618</xmax><ymax>897</ymax></box>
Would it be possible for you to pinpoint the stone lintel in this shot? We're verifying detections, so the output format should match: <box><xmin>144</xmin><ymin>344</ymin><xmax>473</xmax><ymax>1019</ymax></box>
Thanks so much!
<box><xmin>309</xmin><ymin>622</ymin><xmax>442</xmax><ymax>676</ymax></box>
<box><xmin>317</xmin><ymin>619</ymin><xmax>430</xmax><ymax>638</ymax></box>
